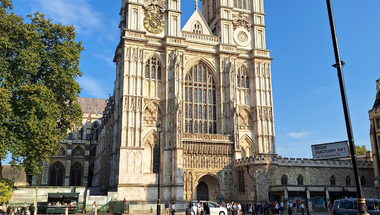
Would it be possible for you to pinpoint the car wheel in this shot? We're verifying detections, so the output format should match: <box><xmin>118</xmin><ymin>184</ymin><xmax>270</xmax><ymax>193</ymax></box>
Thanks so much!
<box><xmin>220</xmin><ymin>211</ymin><xmax>225</xmax><ymax>215</ymax></box>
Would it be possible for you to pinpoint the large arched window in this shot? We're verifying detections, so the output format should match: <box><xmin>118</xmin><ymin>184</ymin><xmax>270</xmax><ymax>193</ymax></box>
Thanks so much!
<box><xmin>145</xmin><ymin>56</ymin><xmax>162</xmax><ymax>80</ymax></box>
<box><xmin>237</xmin><ymin>66</ymin><xmax>249</xmax><ymax>88</ymax></box>
<box><xmin>281</xmin><ymin>174</ymin><xmax>288</xmax><ymax>185</ymax></box>
<box><xmin>330</xmin><ymin>175</ymin><xmax>336</xmax><ymax>185</ymax></box>
<box><xmin>184</xmin><ymin>62</ymin><xmax>217</xmax><ymax>134</ymax></box>
<box><xmin>50</xmin><ymin>162</ymin><xmax>64</xmax><ymax>186</ymax></box>
<box><xmin>70</xmin><ymin>162</ymin><xmax>83</xmax><ymax>186</ymax></box>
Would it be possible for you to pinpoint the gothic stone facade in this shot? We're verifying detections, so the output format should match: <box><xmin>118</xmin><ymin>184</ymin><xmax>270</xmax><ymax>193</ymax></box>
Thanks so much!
<box><xmin>370</xmin><ymin>79</ymin><xmax>380</xmax><ymax>188</ymax></box>
<box><xmin>92</xmin><ymin>0</ymin><xmax>275</xmax><ymax>203</ymax></box>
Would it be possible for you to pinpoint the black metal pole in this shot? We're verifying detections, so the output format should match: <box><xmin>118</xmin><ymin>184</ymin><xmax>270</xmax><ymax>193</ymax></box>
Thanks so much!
<box><xmin>325</xmin><ymin>1</ymin><xmax>368</xmax><ymax>214</ymax></box>
<box><xmin>157</xmin><ymin>129</ymin><xmax>161</xmax><ymax>215</ymax></box>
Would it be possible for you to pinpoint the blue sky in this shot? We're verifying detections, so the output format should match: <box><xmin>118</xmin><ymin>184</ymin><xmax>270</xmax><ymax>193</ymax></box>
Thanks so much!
<box><xmin>8</xmin><ymin>0</ymin><xmax>380</xmax><ymax>160</ymax></box>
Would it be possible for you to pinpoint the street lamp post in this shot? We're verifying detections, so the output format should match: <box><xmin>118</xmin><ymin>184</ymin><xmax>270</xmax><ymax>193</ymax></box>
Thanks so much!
<box><xmin>325</xmin><ymin>1</ymin><xmax>368</xmax><ymax>215</ymax></box>
<box><xmin>156</xmin><ymin>123</ymin><xmax>162</xmax><ymax>215</ymax></box>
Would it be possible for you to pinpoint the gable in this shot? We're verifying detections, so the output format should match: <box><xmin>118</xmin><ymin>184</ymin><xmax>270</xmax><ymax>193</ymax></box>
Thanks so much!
<box><xmin>182</xmin><ymin>9</ymin><xmax>213</xmax><ymax>35</ymax></box>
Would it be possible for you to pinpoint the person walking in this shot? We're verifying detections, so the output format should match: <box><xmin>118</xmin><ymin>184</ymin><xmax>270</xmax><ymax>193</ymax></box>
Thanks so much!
<box><xmin>30</xmin><ymin>204</ymin><xmax>35</xmax><ymax>215</ymax></box>
<box><xmin>300</xmin><ymin>202</ymin><xmax>304</xmax><ymax>215</ymax></box>
<box><xmin>292</xmin><ymin>202</ymin><xmax>297</xmax><ymax>215</ymax></box>
<box><xmin>91</xmin><ymin>201</ymin><xmax>97</xmax><ymax>215</ymax></box>
<box><xmin>280</xmin><ymin>202</ymin><xmax>284</xmax><ymax>215</ymax></box>
<box><xmin>274</xmin><ymin>202</ymin><xmax>279</xmax><ymax>215</ymax></box>
<box><xmin>171</xmin><ymin>202</ymin><xmax>176</xmax><ymax>215</ymax></box>
<box><xmin>165</xmin><ymin>202</ymin><xmax>170</xmax><ymax>215</ymax></box>
<box><xmin>242</xmin><ymin>202</ymin><xmax>247</xmax><ymax>215</ymax></box>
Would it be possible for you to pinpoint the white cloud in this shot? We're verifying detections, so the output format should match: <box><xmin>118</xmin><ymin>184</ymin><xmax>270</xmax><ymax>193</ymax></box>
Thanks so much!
<box><xmin>77</xmin><ymin>76</ymin><xmax>110</xmax><ymax>99</ymax></box>
<box><xmin>288</xmin><ymin>131</ymin><xmax>312</xmax><ymax>139</ymax></box>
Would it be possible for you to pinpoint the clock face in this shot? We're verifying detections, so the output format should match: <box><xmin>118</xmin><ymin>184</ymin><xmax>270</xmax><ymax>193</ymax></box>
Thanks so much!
<box><xmin>238</xmin><ymin>32</ymin><xmax>248</xmax><ymax>43</ymax></box>
<box><xmin>144</xmin><ymin>13</ymin><xmax>165</xmax><ymax>34</ymax></box>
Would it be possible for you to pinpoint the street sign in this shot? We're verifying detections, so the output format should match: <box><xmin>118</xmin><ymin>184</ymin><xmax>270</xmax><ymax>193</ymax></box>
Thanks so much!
<box><xmin>153</xmin><ymin>144</ymin><xmax>159</xmax><ymax>173</ymax></box>
<box><xmin>311</xmin><ymin>141</ymin><xmax>350</xmax><ymax>160</ymax></box>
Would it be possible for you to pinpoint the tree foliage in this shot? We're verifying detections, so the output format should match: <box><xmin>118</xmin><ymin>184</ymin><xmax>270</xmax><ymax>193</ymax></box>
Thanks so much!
<box><xmin>0</xmin><ymin>176</ymin><xmax>12</xmax><ymax>204</ymax></box>
<box><xmin>0</xmin><ymin>0</ymin><xmax>84</xmax><ymax>175</ymax></box>
<box><xmin>355</xmin><ymin>145</ymin><xmax>368</xmax><ymax>156</ymax></box>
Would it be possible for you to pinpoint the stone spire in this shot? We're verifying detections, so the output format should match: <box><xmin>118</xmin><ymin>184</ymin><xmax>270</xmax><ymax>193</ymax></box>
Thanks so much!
<box><xmin>376</xmin><ymin>78</ymin><xmax>380</xmax><ymax>93</ymax></box>
<box><xmin>195</xmin><ymin>0</ymin><xmax>198</xmax><ymax>10</ymax></box>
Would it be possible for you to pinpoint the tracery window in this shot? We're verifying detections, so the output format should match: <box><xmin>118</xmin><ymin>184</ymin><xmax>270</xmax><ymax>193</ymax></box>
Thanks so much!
<box><xmin>238</xmin><ymin>171</ymin><xmax>245</xmax><ymax>192</ymax></box>
<box><xmin>49</xmin><ymin>162</ymin><xmax>64</xmax><ymax>186</ymax></box>
<box><xmin>184</xmin><ymin>62</ymin><xmax>217</xmax><ymax>134</ymax></box>
<box><xmin>330</xmin><ymin>175</ymin><xmax>336</xmax><ymax>185</ymax></box>
<box><xmin>281</xmin><ymin>174</ymin><xmax>288</xmax><ymax>185</ymax></box>
<box><xmin>193</xmin><ymin>22</ymin><xmax>202</xmax><ymax>34</ymax></box>
<box><xmin>145</xmin><ymin>56</ymin><xmax>162</xmax><ymax>80</ymax></box>
<box><xmin>237</xmin><ymin>66</ymin><xmax>249</xmax><ymax>88</ymax></box>
<box><xmin>70</xmin><ymin>162</ymin><xmax>83</xmax><ymax>186</ymax></box>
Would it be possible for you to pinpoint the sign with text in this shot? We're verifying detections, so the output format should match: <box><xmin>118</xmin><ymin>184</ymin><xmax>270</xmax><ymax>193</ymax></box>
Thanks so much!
<box><xmin>311</xmin><ymin>141</ymin><xmax>350</xmax><ymax>160</ymax></box>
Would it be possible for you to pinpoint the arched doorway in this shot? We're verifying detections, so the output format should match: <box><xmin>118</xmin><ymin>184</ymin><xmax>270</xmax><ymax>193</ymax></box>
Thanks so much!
<box><xmin>197</xmin><ymin>182</ymin><xmax>209</xmax><ymax>200</ymax></box>
<box><xmin>196</xmin><ymin>174</ymin><xmax>220</xmax><ymax>201</ymax></box>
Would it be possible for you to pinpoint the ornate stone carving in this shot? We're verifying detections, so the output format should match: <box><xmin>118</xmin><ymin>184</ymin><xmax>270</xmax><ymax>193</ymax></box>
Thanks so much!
<box><xmin>143</xmin><ymin>0</ymin><xmax>166</xmax><ymax>15</ymax></box>
<box><xmin>233</xmin><ymin>13</ymin><xmax>252</xmax><ymax>31</ymax></box>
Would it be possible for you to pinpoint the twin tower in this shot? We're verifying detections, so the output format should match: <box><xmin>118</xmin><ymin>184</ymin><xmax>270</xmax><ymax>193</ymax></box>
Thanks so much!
<box><xmin>92</xmin><ymin>0</ymin><xmax>275</xmax><ymax>203</ymax></box>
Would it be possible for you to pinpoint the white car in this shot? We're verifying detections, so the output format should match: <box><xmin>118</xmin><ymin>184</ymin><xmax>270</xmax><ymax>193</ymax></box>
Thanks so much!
<box><xmin>186</xmin><ymin>201</ymin><xmax>227</xmax><ymax>215</ymax></box>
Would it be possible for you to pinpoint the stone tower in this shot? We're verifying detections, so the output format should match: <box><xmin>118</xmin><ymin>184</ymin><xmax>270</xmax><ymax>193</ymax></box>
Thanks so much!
<box><xmin>369</xmin><ymin>78</ymin><xmax>380</xmax><ymax>188</ymax></box>
<box><xmin>92</xmin><ymin>0</ymin><xmax>276</xmax><ymax>204</ymax></box>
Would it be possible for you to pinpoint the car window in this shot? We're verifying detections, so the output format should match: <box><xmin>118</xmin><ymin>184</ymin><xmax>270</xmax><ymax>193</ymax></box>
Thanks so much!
<box><xmin>339</xmin><ymin>201</ymin><xmax>354</xmax><ymax>209</ymax></box>
<box><xmin>374</xmin><ymin>201</ymin><xmax>380</xmax><ymax>211</ymax></box>
<box><xmin>366</xmin><ymin>200</ymin><xmax>374</xmax><ymax>210</ymax></box>
<box><xmin>209</xmin><ymin>202</ymin><xmax>215</xmax><ymax>207</ymax></box>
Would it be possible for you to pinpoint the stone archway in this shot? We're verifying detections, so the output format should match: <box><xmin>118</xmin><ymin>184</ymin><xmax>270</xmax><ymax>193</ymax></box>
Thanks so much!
<box><xmin>196</xmin><ymin>174</ymin><xmax>220</xmax><ymax>201</ymax></box>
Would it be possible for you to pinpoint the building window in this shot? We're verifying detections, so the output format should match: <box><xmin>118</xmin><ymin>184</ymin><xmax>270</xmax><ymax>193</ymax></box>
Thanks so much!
<box><xmin>361</xmin><ymin>175</ymin><xmax>366</xmax><ymax>186</ymax></box>
<box><xmin>297</xmin><ymin>175</ymin><xmax>304</xmax><ymax>185</ymax></box>
<box><xmin>70</xmin><ymin>162</ymin><xmax>83</xmax><ymax>186</ymax></box>
<box><xmin>237</xmin><ymin>66</ymin><xmax>249</xmax><ymax>88</ymax></box>
<box><xmin>281</xmin><ymin>175</ymin><xmax>288</xmax><ymax>185</ymax></box>
<box><xmin>234</xmin><ymin>0</ymin><xmax>248</xmax><ymax>9</ymax></box>
<box><xmin>184</xmin><ymin>62</ymin><xmax>217</xmax><ymax>134</ymax></box>
<box><xmin>193</xmin><ymin>22</ymin><xmax>202</xmax><ymax>34</ymax></box>
<box><xmin>377</xmin><ymin>118</ymin><xmax>380</xmax><ymax>129</ymax></box>
<box><xmin>145</xmin><ymin>56</ymin><xmax>162</xmax><ymax>80</ymax></box>
<box><xmin>346</xmin><ymin>176</ymin><xmax>351</xmax><ymax>186</ymax></box>
<box><xmin>238</xmin><ymin>171</ymin><xmax>245</xmax><ymax>192</ymax></box>
<box><xmin>49</xmin><ymin>162</ymin><xmax>64</xmax><ymax>186</ymax></box>
<box><xmin>330</xmin><ymin>175</ymin><xmax>336</xmax><ymax>185</ymax></box>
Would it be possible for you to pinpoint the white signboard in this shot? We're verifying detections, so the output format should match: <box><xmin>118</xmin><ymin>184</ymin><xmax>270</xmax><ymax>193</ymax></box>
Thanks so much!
<box><xmin>311</xmin><ymin>141</ymin><xmax>350</xmax><ymax>160</ymax></box>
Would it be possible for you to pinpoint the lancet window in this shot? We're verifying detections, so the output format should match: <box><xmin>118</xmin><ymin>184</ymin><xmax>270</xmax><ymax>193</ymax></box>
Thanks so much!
<box><xmin>234</xmin><ymin>0</ymin><xmax>248</xmax><ymax>10</ymax></box>
<box><xmin>184</xmin><ymin>62</ymin><xmax>217</xmax><ymax>134</ymax></box>
<box><xmin>237</xmin><ymin>66</ymin><xmax>249</xmax><ymax>88</ymax></box>
<box><xmin>145</xmin><ymin>56</ymin><xmax>162</xmax><ymax>80</ymax></box>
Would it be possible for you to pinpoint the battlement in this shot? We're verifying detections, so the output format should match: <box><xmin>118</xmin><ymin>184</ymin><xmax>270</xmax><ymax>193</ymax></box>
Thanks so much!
<box><xmin>235</xmin><ymin>154</ymin><xmax>373</xmax><ymax>168</ymax></box>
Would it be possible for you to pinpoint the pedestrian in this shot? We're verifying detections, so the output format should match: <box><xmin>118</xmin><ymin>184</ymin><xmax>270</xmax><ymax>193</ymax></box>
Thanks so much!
<box><xmin>280</xmin><ymin>201</ymin><xmax>284</xmax><ymax>215</ymax></box>
<box><xmin>6</xmin><ymin>205</ymin><xmax>12</xmax><ymax>215</ymax></box>
<box><xmin>300</xmin><ymin>202</ymin><xmax>304</xmax><ymax>215</ymax></box>
<box><xmin>164</xmin><ymin>202</ymin><xmax>169</xmax><ymax>215</ymax></box>
<box><xmin>292</xmin><ymin>202</ymin><xmax>297</xmax><ymax>215</ymax></box>
<box><xmin>30</xmin><ymin>204</ymin><xmax>35</xmax><ymax>215</ymax></box>
<box><xmin>242</xmin><ymin>202</ymin><xmax>247</xmax><ymax>215</ymax></box>
<box><xmin>171</xmin><ymin>202</ymin><xmax>176</xmax><ymax>215</ymax></box>
<box><xmin>287</xmin><ymin>206</ymin><xmax>292</xmax><ymax>215</ymax></box>
<box><xmin>328</xmin><ymin>202</ymin><xmax>332</xmax><ymax>212</ymax></box>
<box><xmin>91</xmin><ymin>201</ymin><xmax>97</xmax><ymax>215</ymax></box>
<box><xmin>23</xmin><ymin>202</ymin><xmax>27</xmax><ymax>215</ymax></box>
<box><xmin>274</xmin><ymin>202</ymin><xmax>279</xmax><ymax>215</ymax></box>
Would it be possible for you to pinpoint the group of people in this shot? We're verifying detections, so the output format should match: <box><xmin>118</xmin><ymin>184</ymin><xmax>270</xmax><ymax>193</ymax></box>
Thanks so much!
<box><xmin>3</xmin><ymin>202</ymin><xmax>35</xmax><ymax>215</ymax></box>
<box><xmin>220</xmin><ymin>200</ymin><xmax>306</xmax><ymax>215</ymax></box>
<box><xmin>165</xmin><ymin>201</ymin><xmax>176</xmax><ymax>215</ymax></box>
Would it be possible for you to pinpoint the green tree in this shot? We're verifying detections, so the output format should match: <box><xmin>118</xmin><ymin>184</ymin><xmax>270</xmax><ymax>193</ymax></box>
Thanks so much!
<box><xmin>355</xmin><ymin>145</ymin><xmax>368</xmax><ymax>156</ymax></box>
<box><xmin>0</xmin><ymin>0</ymin><xmax>83</xmax><ymax>176</ymax></box>
<box><xmin>0</xmin><ymin>176</ymin><xmax>12</xmax><ymax>204</ymax></box>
